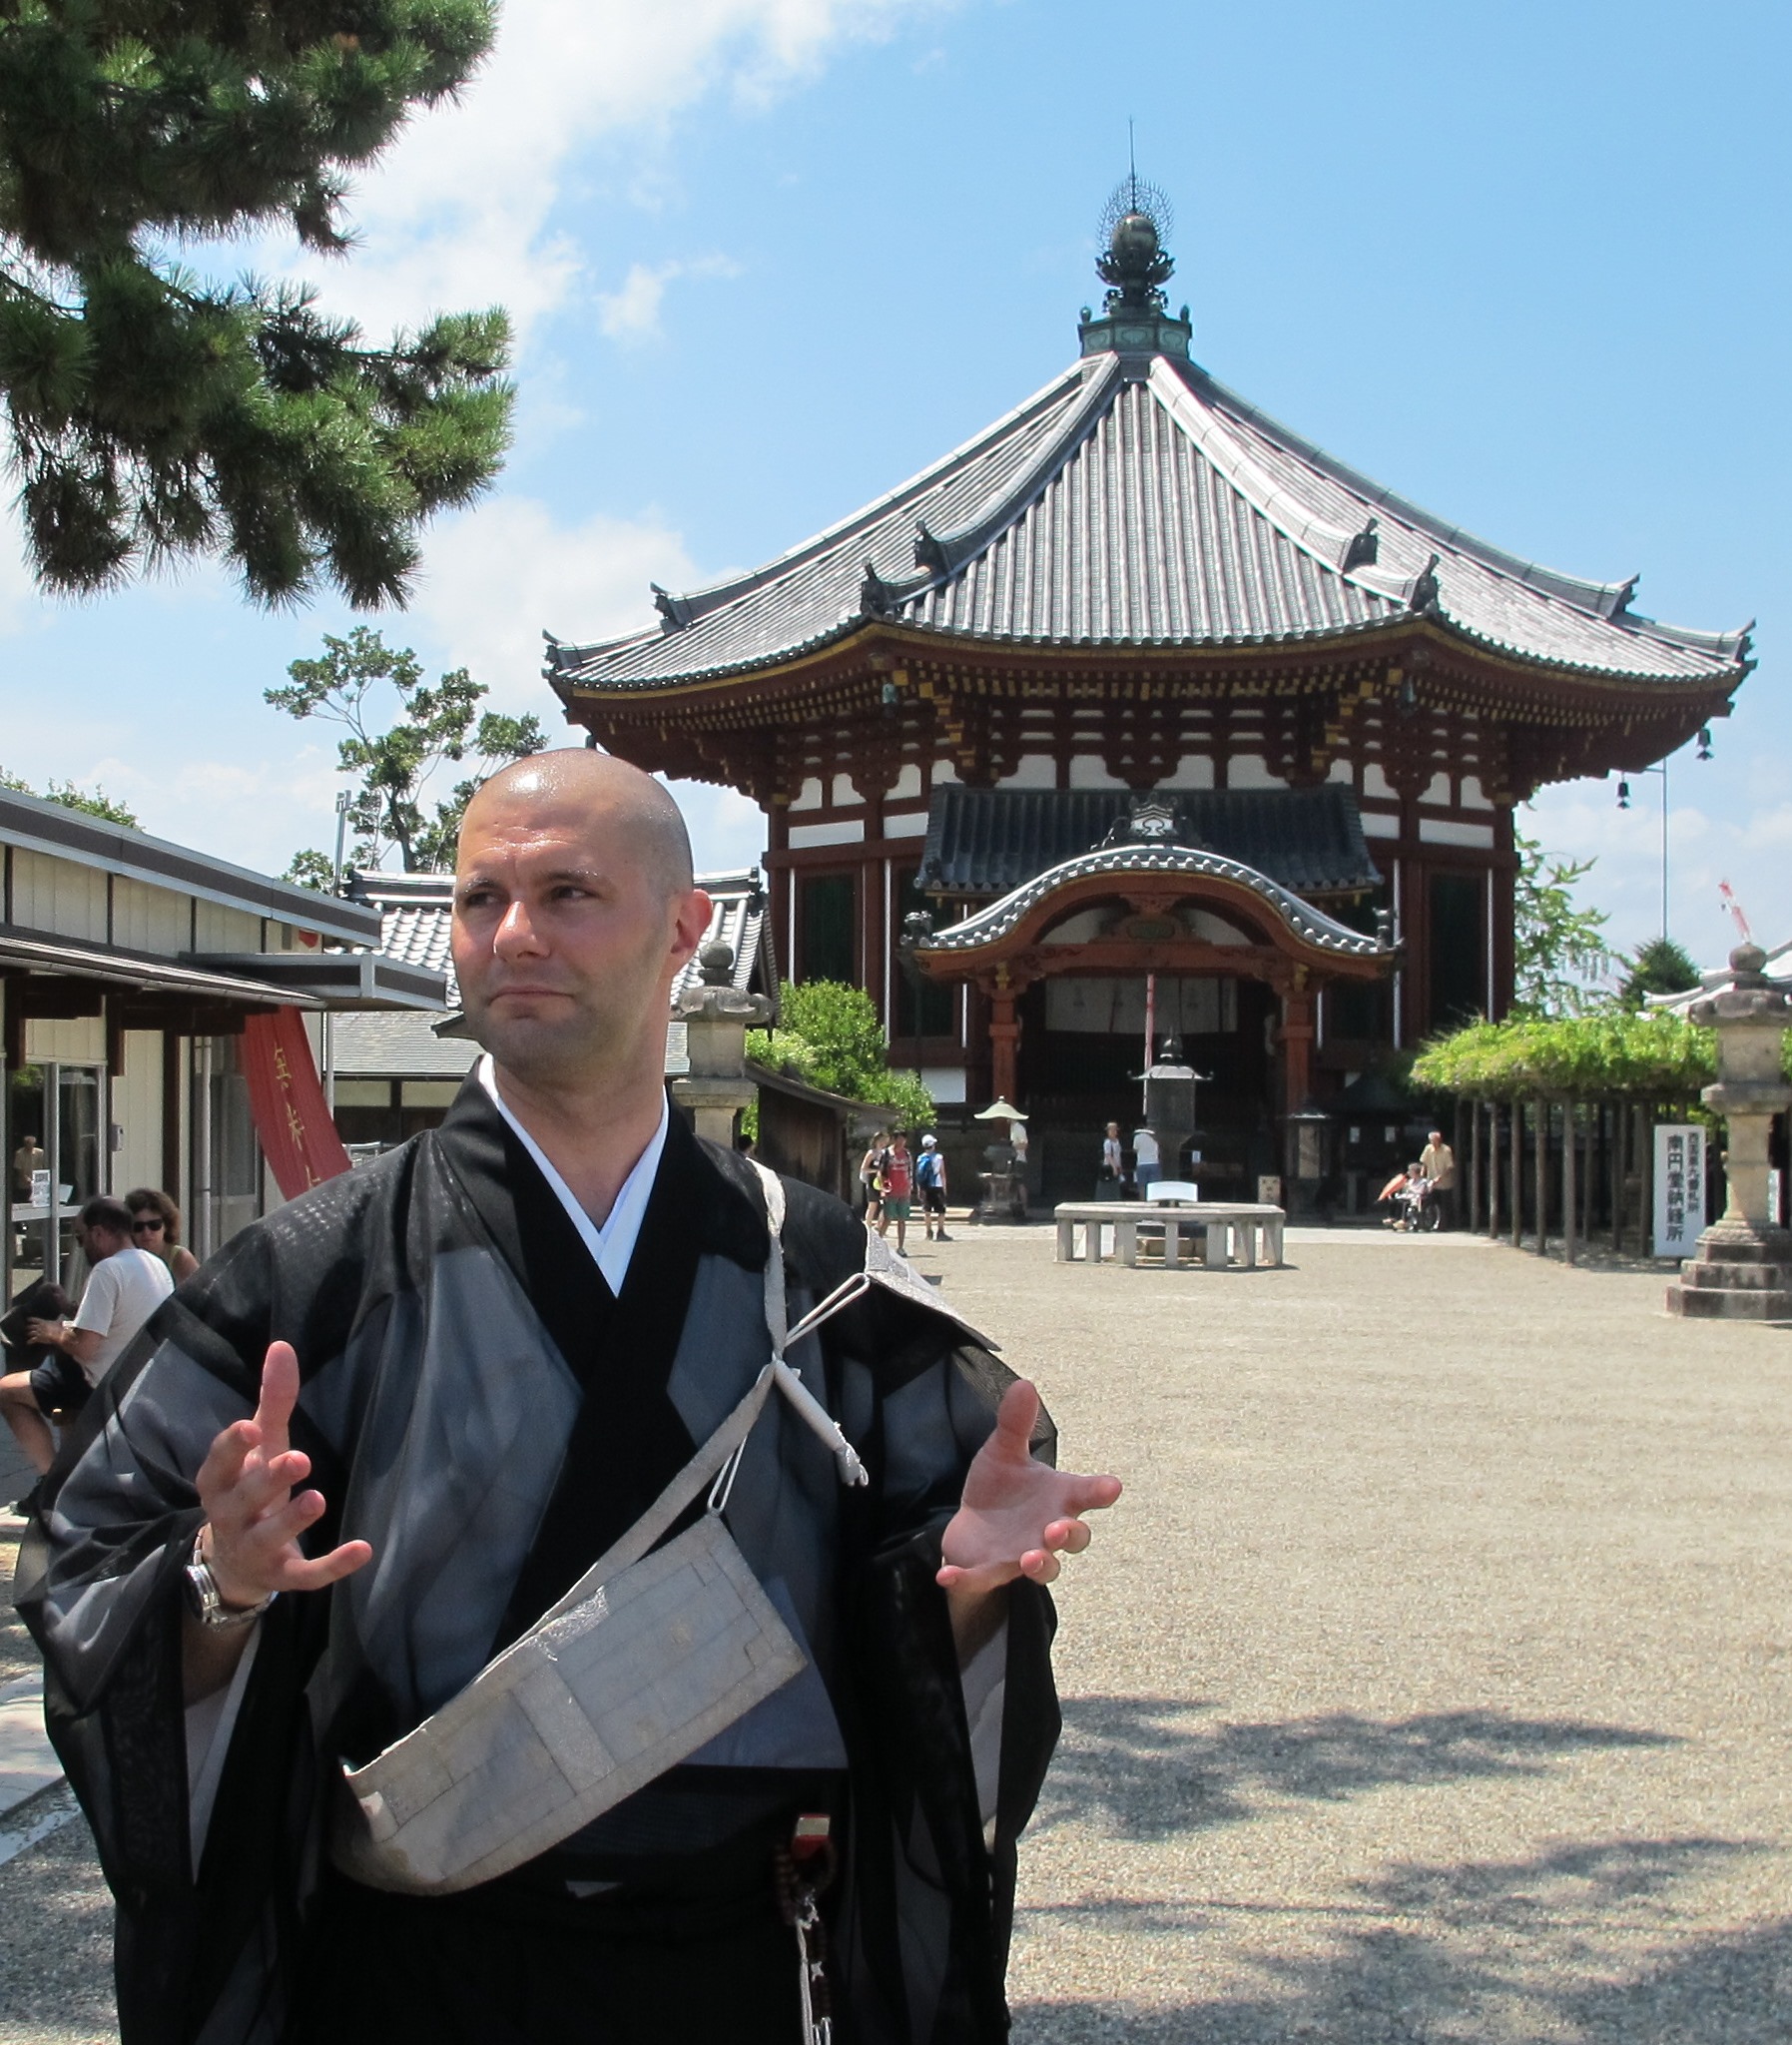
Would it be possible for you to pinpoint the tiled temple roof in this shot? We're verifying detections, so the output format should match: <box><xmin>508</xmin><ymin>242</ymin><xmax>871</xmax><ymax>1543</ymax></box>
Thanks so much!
<box><xmin>920</xmin><ymin>786</ymin><xmax>1383</xmax><ymax>901</ymax></box>
<box><xmin>551</xmin><ymin>351</ymin><xmax>1749</xmax><ymax>696</ymax></box>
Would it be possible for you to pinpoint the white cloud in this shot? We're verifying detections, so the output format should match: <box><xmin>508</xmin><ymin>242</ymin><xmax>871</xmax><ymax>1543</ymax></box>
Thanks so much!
<box><xmin>276</xmin><ymin>0</ymin><xmax>944</xmax><ymax>347</ymax></box>
<box><xmin>407</xmin><ymin>495</ymin><xmax>699</xmax><ymax>715</ymax></box>
<box><xmin>1527</xmin><ymin>777</ymin><xmax>1791</xmax><ymax>968</ymax></box>
<box><xmin>597</xmin><ymin>255</ymin><xmax>742</xmax><ymax>342</ymax></box>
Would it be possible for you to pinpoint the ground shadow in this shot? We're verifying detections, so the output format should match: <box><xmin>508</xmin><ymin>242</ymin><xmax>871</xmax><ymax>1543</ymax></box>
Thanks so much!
<box><xmin>1033</xmin><ymin>1696</ymin><xmax>1678</xmax><ymax>1841</ymax></box>
<box><xmin>1012</xmin><ymin>1834</ymin><xmax>1786</xmax><ymax>2043</ymax></box>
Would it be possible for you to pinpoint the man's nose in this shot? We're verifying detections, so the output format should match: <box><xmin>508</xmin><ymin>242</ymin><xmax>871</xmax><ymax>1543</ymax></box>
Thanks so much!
<box><xmin>492</xmin><ymin>899</ymin><xmax>547</xmax><ymax>957</ymax></box>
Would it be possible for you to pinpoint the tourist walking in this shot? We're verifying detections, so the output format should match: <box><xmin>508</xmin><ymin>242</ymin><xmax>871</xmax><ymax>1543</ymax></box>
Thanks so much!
<box><xmin>1132</xmin><ymin>1125</ymin><xmax>1161</xmax><ymax>1196</ymax></box>
<box><xmin>916</xmin><ymin>1133</ymin><xmax>950</xmax><ymax>1240</ymax></box>
<box><xmin>1100</xmin><ymin>1121</ymin><xmax>1124</xmax><ymax>1192</ymax></box>
<box><xmin>878</xmin><ymin>1128</ymin><xmax>915</xmax><ymax>1253</ymax></box>
<box><xmin>857</xmin><ymin>1127</ymin><xmax>889</xmax><ymax>1228</ymax></box>
<box><xmin>1419</xmin><ymin>1129</ymin><xmax>1458</xmax><ymax>1229</ymax></box>
<box><xmin>125</xmin><ymin>1186</ymin><xmax>201</xmax><ymax>1282</ymax></box>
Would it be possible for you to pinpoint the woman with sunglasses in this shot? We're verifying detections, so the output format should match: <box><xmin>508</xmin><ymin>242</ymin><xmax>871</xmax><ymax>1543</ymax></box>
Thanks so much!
<box><xmin>123</xmin><ymin>1187</ymin><xmax>200</xmax><ymax>1283</ymax></box>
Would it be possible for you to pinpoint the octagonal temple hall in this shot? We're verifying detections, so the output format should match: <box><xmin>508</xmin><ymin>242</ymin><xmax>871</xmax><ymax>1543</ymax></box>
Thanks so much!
<box><xmin>547</xmin><ymin>192</ymin><xmax>1753</xmax><ymax>1202</ymax></box>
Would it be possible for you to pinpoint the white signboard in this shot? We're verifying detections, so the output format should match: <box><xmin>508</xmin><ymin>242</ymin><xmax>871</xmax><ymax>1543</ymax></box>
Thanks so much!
<box><xmin>1653</xmin><ymin>1123</ymin><xmax>1707</xmax><ymax>1259</ymax></box>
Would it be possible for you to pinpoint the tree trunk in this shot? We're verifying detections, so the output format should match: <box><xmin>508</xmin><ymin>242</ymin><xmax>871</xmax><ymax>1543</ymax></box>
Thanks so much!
<box><xmin>1611</xmin><ymin>1103</ymin><xmax>1626</xmax><ymax>1254</ymax></box>
<box><xmin>1563</xmin><ymin>1099</ymin><xmax>1577</xmax><ymax>1266</ymax></box>
<box><xmin>1471</xmin><ymin>1097</ymin><xmax>1484</xmax><ymax>1233</ymax></box>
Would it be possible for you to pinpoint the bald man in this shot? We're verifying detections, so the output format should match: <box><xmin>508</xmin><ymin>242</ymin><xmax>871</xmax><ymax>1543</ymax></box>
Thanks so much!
<box><xmin>21</xmin><ymin>751</ymin><xmax>1118</xmax><ymax>2045</ymax></box>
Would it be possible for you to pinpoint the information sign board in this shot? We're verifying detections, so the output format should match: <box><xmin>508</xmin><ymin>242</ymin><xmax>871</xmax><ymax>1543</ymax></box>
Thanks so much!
<box><xmin>1653</xmin><ymin>1123</ymin><xmax>1707</xmax><ymax>1259</ymax></box>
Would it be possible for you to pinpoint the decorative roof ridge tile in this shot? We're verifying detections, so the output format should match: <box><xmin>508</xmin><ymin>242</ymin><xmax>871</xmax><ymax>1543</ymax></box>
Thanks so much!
<box><xmin>556</xmin><ymin>362</ymin><xmax>1095</xmax><ymax>665</ymax></box>
<box><xmin>917</xmin><ymin>842</ymin><xmax>1394</xmax><ymax>959</ymax></box>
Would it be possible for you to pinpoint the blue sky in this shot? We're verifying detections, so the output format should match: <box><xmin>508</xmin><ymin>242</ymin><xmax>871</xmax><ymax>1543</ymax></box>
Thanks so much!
<box><xmin>2</xmin><ymin>0</ymin><xmax>1786</xmax><ymax>967</ymax></box>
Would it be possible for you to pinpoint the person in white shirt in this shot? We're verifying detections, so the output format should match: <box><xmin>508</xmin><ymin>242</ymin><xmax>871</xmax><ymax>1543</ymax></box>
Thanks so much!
<box><xmin>0</xmin><ymin>1195</ymin><xmax>174</xmax><ymax>1487</ymax></box>
<box><xmin>1132</xmin><ymin>1126</ymin><xmax>1161</xmax><ymax>1194</ymax></box>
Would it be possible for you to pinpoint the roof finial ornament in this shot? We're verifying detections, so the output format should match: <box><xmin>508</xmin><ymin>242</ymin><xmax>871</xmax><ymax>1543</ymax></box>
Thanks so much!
<box><xmin>652</xmin><ymin>582</ymin><xmax>690</xmax><ymax>632</ymax></box>
<box><xmin>1096</xmin><ymin>163</ymin><xmax>1175</xmax><ymax>316</ymax></box>
<box><xmin>1407</xmin><ymin>553</ymin><xmax>1443</xmax><ymax>615</ymax></box>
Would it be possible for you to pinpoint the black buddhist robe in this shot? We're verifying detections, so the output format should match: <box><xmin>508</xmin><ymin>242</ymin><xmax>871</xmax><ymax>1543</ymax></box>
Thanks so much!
<box><xmin>15</xmin><ymin>1080</ymin><xmax>1060</xmax><ymax>2045</ymax></box>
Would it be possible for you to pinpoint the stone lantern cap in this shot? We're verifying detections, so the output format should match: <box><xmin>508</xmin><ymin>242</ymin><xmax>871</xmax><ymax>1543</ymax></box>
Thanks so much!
<box><xmin>1687</xmin><ymin>945</ymin><xmax>1792</xmax><ymax>1030</ymax></box>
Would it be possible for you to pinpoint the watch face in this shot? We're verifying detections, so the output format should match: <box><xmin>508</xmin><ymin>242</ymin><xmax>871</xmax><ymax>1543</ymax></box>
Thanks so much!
<box><xmin>183</xmin><ymin>1564</ymin><xmax>212</xmax><ymax>1619</ymax></box>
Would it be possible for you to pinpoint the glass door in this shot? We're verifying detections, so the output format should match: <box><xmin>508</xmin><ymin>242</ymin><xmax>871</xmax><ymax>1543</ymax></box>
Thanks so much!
<box><xmin>9</xmin><ymin>1065</ymin><xmax>50</xmax><ymax>1302</ymax></box>
<box><xmin>6</xmin><ymin>1060</ymin><xmax>104</xmax><ymax>1300</ymax></box>
<box><xmin>56</xmin><ymin>1065</ymin><xmax>103</xmax><ymax>1288</ymax></box>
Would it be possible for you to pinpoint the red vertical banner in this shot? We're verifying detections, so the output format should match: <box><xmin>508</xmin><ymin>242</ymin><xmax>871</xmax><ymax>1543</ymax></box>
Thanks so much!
<box><xmin>242</xmin><ymin>1008</ymin><xmax>352</xmax><ymax>1198</ymax></box>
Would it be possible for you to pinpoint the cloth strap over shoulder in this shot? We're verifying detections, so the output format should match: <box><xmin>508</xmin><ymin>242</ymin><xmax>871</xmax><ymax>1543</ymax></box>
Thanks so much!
<box><xmin>330</xmin><ymin>1160</ymin><xmax>868</xmax><ymax>1896</ymax></box>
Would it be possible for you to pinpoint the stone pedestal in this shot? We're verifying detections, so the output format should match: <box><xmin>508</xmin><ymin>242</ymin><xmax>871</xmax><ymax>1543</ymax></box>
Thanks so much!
<box><xmin>1665</xmin><ymin>945</ymin><xmax>1792</xmax><ymax>1324</ymax></box>
<box><xmin>667</xmin><ymin>943</ymin><xmax>773</xmax><ymax>1150</ymax></box>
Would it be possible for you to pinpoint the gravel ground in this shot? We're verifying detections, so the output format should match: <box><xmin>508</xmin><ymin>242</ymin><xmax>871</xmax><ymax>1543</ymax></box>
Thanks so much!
<box><xmin>901</xmin><ymin>1224</ymin><xmax>1792</xmax><ymax>2042</ymax></box>
<box><xmin>2</xmin><ymin>1225</ymin><xmax>1788</xmax><ymax>2043</ymax></box>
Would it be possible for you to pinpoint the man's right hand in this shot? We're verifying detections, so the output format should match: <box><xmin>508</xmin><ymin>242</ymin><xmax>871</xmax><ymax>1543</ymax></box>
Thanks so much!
<box><xmin>195</xmin><ymin>1340</ymin><xmax>372</xmax><ymax>1611</ymax></box>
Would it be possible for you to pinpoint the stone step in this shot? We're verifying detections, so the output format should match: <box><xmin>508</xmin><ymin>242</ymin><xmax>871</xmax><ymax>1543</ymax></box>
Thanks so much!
<box><xmin>1666</xmin><ymin>1284</ymin><xmax>1792</xmax><ymax>1321</ymax></box>
<box><xmin>1678</xmin><ymin>1259</ymin><xmax>1792</xmax><ymax>1291</ymax></box>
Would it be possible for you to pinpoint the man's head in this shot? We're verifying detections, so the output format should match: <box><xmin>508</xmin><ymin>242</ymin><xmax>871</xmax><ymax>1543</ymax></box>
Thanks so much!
<box><xmin>77</xmin><ymin>1195</ymin><xmax>135</xmax><ymax>1260</ymax></box>
<box><xmin>451</xmin><ymin>751</ymin><xmax>711</xmax><ymax>1095</ymax></box>
<box><xmin>921</xmin><ymin>1134</ymin><xmax>937</xmax><ymax>1150</ymax></box>
<box><xmin>1428</xmin><ymin>1129</ymin><xmax>1444</xmax><ymax>1146</ymax></box>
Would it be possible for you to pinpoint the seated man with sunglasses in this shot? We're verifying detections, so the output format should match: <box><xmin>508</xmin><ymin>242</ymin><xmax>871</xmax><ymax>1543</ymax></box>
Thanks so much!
<box><xmin>0</xmin><ymin>1194</ymin><xmax>173</xmax><ymax>1505</ymax></box>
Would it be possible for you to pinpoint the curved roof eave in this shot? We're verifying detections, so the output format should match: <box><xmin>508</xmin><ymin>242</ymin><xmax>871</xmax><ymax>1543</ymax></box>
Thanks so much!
<box><xmin>552</xmin><ymin>605</ymin><xmax>1745</xmax><ymax>702</ymax></box>
<box><xmin>916</xmin><ymin>842</ymin><xmax>1398</xmax><ymax>960</ymax></box>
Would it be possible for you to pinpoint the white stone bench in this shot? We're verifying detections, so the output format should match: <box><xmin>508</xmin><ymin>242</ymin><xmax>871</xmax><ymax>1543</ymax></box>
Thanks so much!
<box><xmin>1054</xmin><ymin>1200</ymin><xmax>1286</xmax><ymax>1271</ymax></box>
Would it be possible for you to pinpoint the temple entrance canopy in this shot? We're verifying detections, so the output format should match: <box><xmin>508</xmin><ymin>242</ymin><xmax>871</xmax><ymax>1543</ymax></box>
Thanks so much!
<box><xmin>908</xmin><ymin>797</ymin><xmax>1395</xmax><ymax>1181</ymax></box>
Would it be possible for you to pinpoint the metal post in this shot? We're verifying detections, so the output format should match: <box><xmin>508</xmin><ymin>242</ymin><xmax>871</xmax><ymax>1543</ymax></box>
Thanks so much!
<box><xmin>1563</xmin><ymin>1099</ymin><xmax>1577</xmax><ymax>1266</ymax></box>
<box><xmin>1488</xmin><ymin>1100</ymin><xmax>1500</xmax><ymax>1241</ymax></box>
<box><xmin>194</xmin><ymin>1037</ymin><xmax>215</xmax><ymax>1261</ymax></box>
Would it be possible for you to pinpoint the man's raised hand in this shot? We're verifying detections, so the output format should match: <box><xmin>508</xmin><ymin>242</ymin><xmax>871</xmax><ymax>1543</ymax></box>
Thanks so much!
<box><xmin>937</xmin><ymin>1379</ymin><xmax>1120</xmax><ymax>1598</ymax></box>
<box><xmin>194</xmin><ymin>1341</ymin><xmax>371</xmax><ymax>1611</ymax></box>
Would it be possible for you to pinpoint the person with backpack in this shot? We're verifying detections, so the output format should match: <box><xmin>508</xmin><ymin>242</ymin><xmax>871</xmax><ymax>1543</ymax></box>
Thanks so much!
<box><xmin>877</xmin><ymin>1129</ymin><xmax>914</xmax><ymax>1253</ymax></box>
<box><xmin>915</xmin><ymin>1133</ymin><xmax>950</xmax><ymax>1242</ymax></box>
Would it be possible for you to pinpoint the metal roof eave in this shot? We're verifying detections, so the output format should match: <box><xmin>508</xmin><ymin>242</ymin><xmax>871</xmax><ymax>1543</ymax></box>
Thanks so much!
<box><xmin>191</xmin><ymin>952</ymin><xmax>450</xmax><ymax>1012</ymax></box>
<box><xmin>0</xmin><ymin>931</ymin><xmax>324</xmax><ymax>1008</ymax></box>
<box><xmin>0</xmin><ymin>787</ymin><xmax>382</xmax><ymax>948</ymax></box>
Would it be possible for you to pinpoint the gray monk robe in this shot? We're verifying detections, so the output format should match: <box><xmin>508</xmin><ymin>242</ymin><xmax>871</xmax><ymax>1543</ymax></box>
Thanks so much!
<box><xmin>16</xmin><ymin>1078</ymin><xmax>1061</xmax><ymax>2045</ymax></box>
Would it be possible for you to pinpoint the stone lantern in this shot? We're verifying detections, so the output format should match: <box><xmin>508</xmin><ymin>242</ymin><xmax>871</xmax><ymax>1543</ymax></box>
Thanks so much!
<box><xmin>1665</xmin><ymin>944</ymin><xmax>1792</xmax><ymax>1323</ymax></box>
<box><xmin>669</xmin><ymin>941</ymin><xmax>773</xmax><ymax>1146</ymax></box>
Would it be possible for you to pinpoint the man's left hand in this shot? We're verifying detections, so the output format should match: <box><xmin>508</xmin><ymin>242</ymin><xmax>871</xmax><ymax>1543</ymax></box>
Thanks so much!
<box><xmin>937</xmin><ymin>1379</ymin><xmax>1120</xmax><ymax>1598</ymax></box>
<box><xmin>24</xmin><ymin>1318</ymin><xmax>64</xmax><ymax>1349</ymax></box>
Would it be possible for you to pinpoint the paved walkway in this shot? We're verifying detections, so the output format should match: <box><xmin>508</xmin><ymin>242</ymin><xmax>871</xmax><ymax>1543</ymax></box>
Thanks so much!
<box><xmin>1</xmin><ymin>1225</ymin><xmax>1788</xmax><ymax>2042</ymax></box>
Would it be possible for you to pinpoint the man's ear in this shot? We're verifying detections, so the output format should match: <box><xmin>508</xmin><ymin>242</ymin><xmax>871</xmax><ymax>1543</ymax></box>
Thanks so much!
<box><xmin>669</xmin><ymin>887</ymin><xmax>713</xmax><ymax>970</ymax></box>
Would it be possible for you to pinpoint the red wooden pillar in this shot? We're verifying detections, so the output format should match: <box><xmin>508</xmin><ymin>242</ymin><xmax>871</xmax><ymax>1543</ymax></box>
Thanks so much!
<box><xmin>1280</xmin><ymin>978</ymin><xmax>1315</xmax><ymax>1114</ymax></box>
<box><xmin>987</xmin><ymin>979</ymin><xmax>1022</xmax><ymax>1106</ymax></box>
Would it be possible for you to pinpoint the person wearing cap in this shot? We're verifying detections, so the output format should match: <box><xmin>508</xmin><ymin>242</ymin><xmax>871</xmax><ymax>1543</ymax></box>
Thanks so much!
<box><xmin>915</xmin><ymin>1133</ymin><xmax>950</xmax><ymax>1241</ymax></box>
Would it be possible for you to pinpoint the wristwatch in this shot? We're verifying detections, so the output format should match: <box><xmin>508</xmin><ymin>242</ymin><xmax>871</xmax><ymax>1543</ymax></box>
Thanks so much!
<box><xmin>183</xmin><ymin>1530</ymin><xmax>276</xmax><ymax>1629</ymax></box>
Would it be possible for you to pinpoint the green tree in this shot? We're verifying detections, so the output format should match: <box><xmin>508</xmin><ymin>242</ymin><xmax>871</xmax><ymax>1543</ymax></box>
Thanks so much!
<box><xmin>270</xmin><ymin>625</ymin><xmax>545</xmax><ymax>881</ymax></box>
<box><xmin>0</xmin><ymin>763</ymin><xmax>138</xmax><ymax>827</ymax></box>
<box><xmin>0</xmin><ymin>2</ymin><xmax>512</xmax><ymax>607</ymax></box>
<box><xmin>1512</xmin><ymin>826</ymin><xmax>1616</xmax><ymax>1017</ymax></box>
<box><xmin>1617</xmin><ymin>937</ymin><xmax>1701</xmax><ymax>1010</ymax></box>
<box><xmin>747</xmin><ymin>980</ymin><xmax>934</xmax><ymax>1131</ymax></box>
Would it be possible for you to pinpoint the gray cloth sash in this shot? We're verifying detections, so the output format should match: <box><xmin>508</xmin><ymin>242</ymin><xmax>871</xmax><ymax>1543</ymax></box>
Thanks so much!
<box><xmin>330</xmin><ymin>1162</ymin><xmax>869</xmax><ymax>1896</ymax></box>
